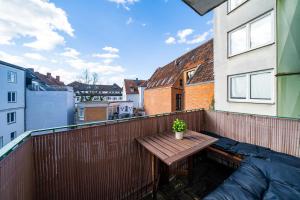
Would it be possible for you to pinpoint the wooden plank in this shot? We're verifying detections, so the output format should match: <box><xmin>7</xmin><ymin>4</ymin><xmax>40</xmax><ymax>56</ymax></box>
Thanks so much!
<box><xmin>164</xmin><ymin>138</ymin><xmax>218</xmax><ymax>165</ymax></box>
<box><xmin>136</xmin><ymin>138</ymin><xmax>169</xmax><ymax>160</ymax></box>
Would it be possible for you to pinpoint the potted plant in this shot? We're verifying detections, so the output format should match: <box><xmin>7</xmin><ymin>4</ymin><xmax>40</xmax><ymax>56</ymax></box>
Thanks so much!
<box><xmin>172</xmin><ymin>119</ymin><xmax>187</xmax><ymax>140</ymax></box>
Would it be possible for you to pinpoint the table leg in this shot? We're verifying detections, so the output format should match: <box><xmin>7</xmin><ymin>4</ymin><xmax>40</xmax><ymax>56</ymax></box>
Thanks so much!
<box><xmin>152</xmin><ymin>155</ymin><xmax>158</xmax><ymax>199</ymax></box>
<box><xmin>188</xmin><ymin>156</ymin><xmax>194</xmax><ymax>186</ymax></box>
<box><xmin>158</xmin><ymin>160</ymin><xmax>169</xmax><ymax>186</ymax></box>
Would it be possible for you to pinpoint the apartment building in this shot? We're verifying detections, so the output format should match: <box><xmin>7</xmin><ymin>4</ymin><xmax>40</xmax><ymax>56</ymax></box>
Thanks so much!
<box><xmin>0</xmin><ymin>61</ymin><xmax>25</xmax><ymax>148</ymax></box>
<box><xmin>68</xmin><ymin>81</ymin><xmax>123</xmax><ymax>103</ymax></box>
<box><xmin>123</xmin><ymin>79</ymin><xmax>147</xmax><ymax>109</ymax></box>
<box><xmin>25</xmin><ymin>69</ymin><xmax>75</xmax><ymax>131</ymax></box>
<box><xmin>144</xmin><ymin>40</ymin><xmax>214</xmax><ymax>115</ymax></box>
<box><xmin>184</xmin><ymin>0</ymin><xmax>300</xmax><ymax>118</ymax></box>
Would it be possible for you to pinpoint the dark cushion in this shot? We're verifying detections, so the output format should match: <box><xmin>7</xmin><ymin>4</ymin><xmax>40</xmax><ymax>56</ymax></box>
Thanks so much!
<box><xmin>204</xmin><ymin>158</ymin><xmax>300</xmax><ymax>200</ymax></box>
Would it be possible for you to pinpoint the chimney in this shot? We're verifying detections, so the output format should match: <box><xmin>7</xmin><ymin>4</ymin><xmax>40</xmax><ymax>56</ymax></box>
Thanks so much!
<box><xmin>46</xmin><ymin>72</ymin><xmax>51</xmax><ymax>78</ymax></box>
<box><xmin>56</xmin><ymin>76</ymin><xmax>60</xmax><ymax>82</ymax></box>
<box><xmin>136</xmin><ymin>78</ymin><xmax>138</xmax><ymax>81</ymax></box>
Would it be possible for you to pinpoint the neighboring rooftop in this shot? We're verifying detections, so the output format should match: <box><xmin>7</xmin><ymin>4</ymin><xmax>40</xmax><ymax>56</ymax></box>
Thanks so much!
<box><xmin>68</xmin><ymin>81</ymin><xmax>122</xmax><ymax>96</ymax></box>
<box><xmin>124</xmin><ymin>79</ymin><xmax>147</xmax><ymax>94</ymax></box>
<box><xmin>146</xmin><ymin>39</ymin><xmax>213</xmax><ymax>89</ymax></box>
<box><xmin>26</xmin><ymin>68</ymin><xmax>69</xmax><ymax>91</ymax></box>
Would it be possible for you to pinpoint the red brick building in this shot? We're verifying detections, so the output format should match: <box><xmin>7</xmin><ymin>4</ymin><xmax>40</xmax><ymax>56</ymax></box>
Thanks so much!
<box><xmin>144</xmin><ymin>40</ymin><xmax>214</xmax><ymax>115</ymax></box>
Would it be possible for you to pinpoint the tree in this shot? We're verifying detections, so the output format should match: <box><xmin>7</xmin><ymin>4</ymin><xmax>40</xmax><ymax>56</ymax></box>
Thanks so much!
<box><xmin>77</xmin><ymin>69</ymin><xmax>104</xmax><ymax>102</ymax></box>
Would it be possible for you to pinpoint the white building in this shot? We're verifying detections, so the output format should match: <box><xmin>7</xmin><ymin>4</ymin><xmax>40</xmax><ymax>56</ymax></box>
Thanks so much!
<box><xmin>25</xmin><ymin>69</ymin><xmax>75</xmax><ymax>130</ymax></box>
<box><xmin>214</xmin><ymin>0</ymin><xmax>277</xmax><ymax>116</ymax></box>
<box><xmin>123</xmin><ymin>79</ymin><xmax>147</xmax><ymax>109</ymax></box>
<box><xmin>108</xmin><ymin>101</ymin><xmax>134</xmax><ymax>119</ymax></box>
<box><xmin>0</xmin><ymin>61</ymin><xmax>25</xmax><ymax>148</ymax></box>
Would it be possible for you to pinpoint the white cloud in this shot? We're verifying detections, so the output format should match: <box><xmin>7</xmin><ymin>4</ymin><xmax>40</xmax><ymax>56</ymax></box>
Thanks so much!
<box><xmin>67</xmin><ymin>57</ymin><xmax>125</xmax><ymax>75</ymax></box>
<box><xmin>108</xmin><ymin>0</ymin><xmax>139</xmax><ymax>10</ymax></box>
<box><xmin>165</xmin><ymin>37</ymin><xmax>176</xmax><ymax>45</ymax></box>
<box><xmin>165</xmin><ymin>28</ymin><xmax>211</xmax><ymax>45</ymax></box>
<box><xmin>92</xmin><ymin>53</ymin><xmax>119</xmax><ymax>59</ymax></box>
<box><xmin>0</xmin><ymin>51</ymin><xmax>25</xmax><ymax>65</ymax></box>
<box><xmin>126</xmin><ymin>17</ymin><xmax>133</xmax><ymax>25</ymax></box>
<box><xmin>24</xmin><ymin>53</ymin><xmax>46</xmax><ymax>61</ymax></box>
<box><xmin>93</xmin><ymin>46</ymin><xmax>120</xmax><ymax>59</ymax></box>
<box><xmin>206</xmin><ymin>19</ymin><xmax>213</xmax><ymax>25</ymax></box>
<box><xmin>177</xmin><ymin>29</ymin><xmax>194</xmax><ymax>43</ymax></box>
<box><xmin>61</xmin><ymin>48</ymin><xmax>80</xmax><ymax>59</ymax></box>
<box><xmin>0</xmin><ymin>0</ymin><xmax>74</xmax><ymax>50</ymax></box>
<box><xmin>142</xmin><ymin>23</ymin><xmax>147</xmax><ymax>27</ymax></box>
<box><xmin>186</xmin><ymin>31</ymin><xmax>209</xmax><ymax>44</ymax></box>
<box><xmin>103</xmin><ymin>46</ymin><xmax>119</xmax><ymax>54</ymax></box>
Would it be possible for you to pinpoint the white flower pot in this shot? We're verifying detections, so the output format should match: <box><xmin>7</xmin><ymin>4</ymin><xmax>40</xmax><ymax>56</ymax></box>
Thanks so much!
<box><xmin>175</xmin><ymin>132</ymin><xmax>184</xmax><ymax>140</ymax></box>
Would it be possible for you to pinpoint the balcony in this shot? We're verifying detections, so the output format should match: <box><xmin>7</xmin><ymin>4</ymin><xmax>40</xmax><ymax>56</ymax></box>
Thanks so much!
<box><xmin>1</xmin><ymin>110</ymin><xmax>300</xmax><ymax>200</ymax></box>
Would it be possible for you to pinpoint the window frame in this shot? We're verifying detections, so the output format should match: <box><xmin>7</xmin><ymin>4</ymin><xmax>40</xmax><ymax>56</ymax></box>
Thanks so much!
<box><xmin>8</xmin><ymin>71</ymin><xmax>17</xmax><ymax>83</ymax></box>
<box><xmin>7</xmin><ymin>112</ymin><xmax>17</xmax><ymax>124</ymax></box>
<box><xmin>8</xmin><ymin>91</ymin><xmax>17</xmax><ymax>103</ymax></box>
<box><xmin>228</xmin><ymin>69</ymin><xmax>275</xmax><ymax>104</ymax></box>
<box><xmin>228</xmin><ymin>10</ymin><xmax>275</xmax><ymax>57</ymax></box>
<box><xmin>0</xmin><ymin>136</ymin><xmax>3</xmax><ymax>148</ymax></box>
<box><xmin>10</xmin><ymin>132</ymin><xmax>16</xmax><ymax>141</ymax></box>
<box><xmin>78</xmin><ymin>108</ymin><xmax>85</xmax><ymax>120</ymax></box>
<box><xmin>227</xmin><ymin>0</ymin><xmax>248</xmax><ymax>13</ymax></box>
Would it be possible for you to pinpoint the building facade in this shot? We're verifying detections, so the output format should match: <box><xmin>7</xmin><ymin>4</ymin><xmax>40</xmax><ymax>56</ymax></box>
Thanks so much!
<box><xmin>213</xmin><ymin>0</ymin><xmax>300</xmax><ymax>118</ymax></box>
<box><xmin>123</xmin><ymin>79</ymin><xmax>147</xmax><ymax>109</ymax></box>
<box><xmin>68</xmin><ymin>81</ymin><xmax>123</xmax><ymax>103</ymax></box>
<box><xmin>0</xmin><ymin>61</ymin><xmax>25</xmax><ymax>148</ymax></box>
<box><xmin>25</xmin><ymin>69</ymin><xmax>75</xmax><ymax>130</ymax></box>
<box><xmin>144</xmin><ymin>40</ymin><xmax>214</xmax><ymax>115</ymax></box>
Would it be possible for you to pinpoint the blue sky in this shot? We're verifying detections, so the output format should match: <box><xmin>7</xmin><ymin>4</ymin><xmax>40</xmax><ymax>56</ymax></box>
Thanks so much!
<box><xmin>0</xmin><ymin>0</ymin><xmax>212</xmax><ymax>86</ymax></box>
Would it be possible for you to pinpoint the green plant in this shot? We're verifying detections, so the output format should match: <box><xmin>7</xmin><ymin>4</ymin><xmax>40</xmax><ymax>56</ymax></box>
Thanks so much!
<box><xmin>172</xmin><ymin>119</ymin><xmax>187</xmax><ymax>133</ymax></box>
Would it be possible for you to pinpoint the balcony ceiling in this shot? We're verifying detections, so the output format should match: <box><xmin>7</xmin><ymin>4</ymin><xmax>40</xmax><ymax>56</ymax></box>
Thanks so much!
<box><xmin>182</xmin><ymin>0</ymin><xmax>227</xmax><ymax>15</ymax></box>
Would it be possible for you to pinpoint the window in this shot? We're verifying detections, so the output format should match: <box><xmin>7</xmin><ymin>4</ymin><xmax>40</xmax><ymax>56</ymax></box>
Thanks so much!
<box><xmin>186</xmin><ymin>70</ymin><xmax>195</xmax><ymax>82</ymax></box>
<box><xmin>125</xmin><ymin>106</ymin><xmax>128</xmax><ymax>112</ymax></box>
<box><xmin>8</xmin><ymin>92</ymin><xmax>16</xmax><ymax>103</ymax></box>
<box><xmin>229</xmin><ymin>26</ymin><xmax>247</xmax><ymax>56</ymax></box>
<box><xmin>0</xmin><ymin>136</ymin><xmax>3</xmax><ymax>148</ymax></box>
<box><xmin>228</xmin><ymin>0</ymin><xmax>247</xmax><ymax>12</ymax></box>
<box><xmin>230</xmin><ymin>75</ymin><xmax>247</xmax><ymax>99</ymax></box>
<box><xmin>228</xmin><ymin>11</ymin><xmax>274</xmax><ymax>56</ymax></box>
<box><xmin>250</xmin><ymin>72</ymin><xmax>272</xmax><ymax>100</ymax></box>
<box><xmin>228</xmin><ymin>70</ymin><xmax>274</xmax><ymax>103</ymax></box>
<box><xmin>179</xmin><ymin>79</ymin><xmax>183</xmax><ymax>87</ymax></box>
<box><xmin>176</xmin><ymin>94</ymin><xmax>182</xmax><ymax>111</ymax></box>
<box><xmin>8</xmin><ymin>71</ymin><xmax>17</xmax><ymax>83</ymax></box>
<box><xmin>7</xmin><ymin>112</ymin><xmax>16</xmax><ymax>124</ymax></box>
<box><xmin>78</xmin><ymin>108</ymin><xmax>85</xmax><ymax>120</ymax></box>
<box><xmin>10</xmin><ymin>132</ymin><xmax>16</xmax><ymax>141</ymax></box>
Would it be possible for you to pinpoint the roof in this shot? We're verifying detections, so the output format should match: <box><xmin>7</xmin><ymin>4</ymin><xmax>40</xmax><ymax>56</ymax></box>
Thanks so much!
<box><xmin>34</xmin><ymin>72</ymin><xmax>65</xmax><ymax>86</ymax></box>
<box><xmin>146</xmin><ymin>39</ymin><xmax>213</xmax><ymax>89</ymax></box>
<box><xmin>182</xmin><ymin>0</ymin><xmax>227</xmax><ymax>16</ymax></box>
<box><xmin>124</xmin><ymin>79</ymin><xmax>147</xmax><ymax>94</ymax></box>
<box><xmin>68</xmin><ymin>81</ymin><xmax>122</xmax><ymax>92</ymax></box>
<box><xmin>0</xmin><ymin>60</ymin><xmax>25</xmax><ymax>71</ymax></box>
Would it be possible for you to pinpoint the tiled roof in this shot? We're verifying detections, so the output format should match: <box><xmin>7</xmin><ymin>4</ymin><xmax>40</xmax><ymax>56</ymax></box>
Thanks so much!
<box><xmin>68</xmin><ymin>81</ymin><xmax>122</xmax><ymax>92</ymax></box>
<box><xmin>34</xmin><ymin>72</ymin><xmax>65</xmax><ymax>86</ymax></box>
<box><xmin>124</xmin><ymin>79</ymin><xmax>147</xmax><ymax>94</ymax></box>
<box><xmin>146</xmin><ymin>39</ymin><xmax>213</xmax><ymax>89</ymax></box>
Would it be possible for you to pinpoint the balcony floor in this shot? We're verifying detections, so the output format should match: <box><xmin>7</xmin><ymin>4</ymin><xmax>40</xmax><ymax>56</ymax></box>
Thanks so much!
<box><xmin>143</xmin><ymin>156</ymin><xmax>235</xmax><ymax>200</ymax></box>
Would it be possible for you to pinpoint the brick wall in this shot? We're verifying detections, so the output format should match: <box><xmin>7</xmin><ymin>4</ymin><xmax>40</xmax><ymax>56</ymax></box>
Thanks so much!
<box><xmin>144</xmin><ymin>87</ymin><xmax>173</xmax><ymax>115</ymax></box>
<box><xmin>85</xmin><ymin>107</ymin><xmax>107</xmax><ymax>122</ymax></box>
<box><xmin>184</xmin><ymin>82</ymin><xmax>214</xmax><ymax>110</ymax></box>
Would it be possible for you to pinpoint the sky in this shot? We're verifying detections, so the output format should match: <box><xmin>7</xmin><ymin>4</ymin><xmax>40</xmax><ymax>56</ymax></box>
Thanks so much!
<box><xmin>0</xmin><ymin>0</ymin><xmax>213</xmax><ymax>86</ymax></box>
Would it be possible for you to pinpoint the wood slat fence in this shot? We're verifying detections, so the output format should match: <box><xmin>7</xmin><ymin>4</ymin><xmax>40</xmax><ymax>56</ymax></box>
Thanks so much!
<box><xmin>1</xmin><ymin>109</ymin><xmax>300</xmax><ymax>200</ymax></box>
<box><xmin>204</xmin><ymin>110</ymin><xmax>300</xmax><ymax>157</ymax></box>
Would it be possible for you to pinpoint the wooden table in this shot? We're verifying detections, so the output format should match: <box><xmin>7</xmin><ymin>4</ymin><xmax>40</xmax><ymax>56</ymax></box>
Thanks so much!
<box><xmin>136</xmin><ymin>130</ymin><xmax>218</xmax><ymax>198</ymax></box>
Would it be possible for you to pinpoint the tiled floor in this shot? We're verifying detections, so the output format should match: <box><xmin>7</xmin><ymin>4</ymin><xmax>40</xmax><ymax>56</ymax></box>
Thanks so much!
<box><xmin>143</xmin><ymin>156</ymin><xmax>235</xmax><ymax>200</ymax></box>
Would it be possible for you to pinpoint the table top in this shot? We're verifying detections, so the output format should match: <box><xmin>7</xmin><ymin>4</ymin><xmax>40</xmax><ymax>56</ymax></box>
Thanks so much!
<box><xmin>136</xmin><ymin>130</ymin><xmax>218</xmax><ymax>166</ymax></box>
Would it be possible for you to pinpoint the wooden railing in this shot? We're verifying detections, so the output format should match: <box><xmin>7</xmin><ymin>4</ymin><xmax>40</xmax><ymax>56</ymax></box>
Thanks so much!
<box><xmin>204</xmin><ymin>110</ymin><xmax>300</xmax><ymax>157</ymax></box>
<box><xmin>1</xmin><ymin>109</ymin><xmax>300</xmax><ymax>200</ymax></box>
